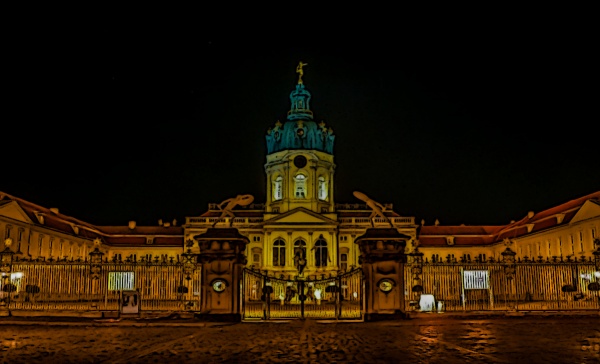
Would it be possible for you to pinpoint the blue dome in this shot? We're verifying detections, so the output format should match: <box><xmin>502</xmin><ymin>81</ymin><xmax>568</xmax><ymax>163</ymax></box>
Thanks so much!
<box><xmin>266</xmin><ymin>65</ymin><xmax>335</xmax><ymax>155</ymax></box>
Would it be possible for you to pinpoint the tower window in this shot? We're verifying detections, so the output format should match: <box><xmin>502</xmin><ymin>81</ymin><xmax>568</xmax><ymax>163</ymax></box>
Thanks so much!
<box><xmin>294</xmin><ymin>174</ymin><xmax>306</xmax><ymax>198</ymax></box>
<box><xmin>273</xmin><ymin>239</ymin><xmax>286</xmax><ymax>267</ymax></box>
<box><xmin>273</xmin><ymin>176</ymin><xmax>283</xmax><ymax>201</ymax></box>
<box><xmin>318</xmin><ymin>176</ymin><xmax>328</xmax><ymax>201</ymax></box>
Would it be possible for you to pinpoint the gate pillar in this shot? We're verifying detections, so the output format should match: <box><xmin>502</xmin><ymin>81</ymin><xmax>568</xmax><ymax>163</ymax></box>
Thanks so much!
<box><xmin>355</xmin><ymin>228</ymin><xmax>410</xmax><ymax>321</ymax></box>
<box><xmin>193</xmin><ymin>228</ymin><xmax>249</xmax><ymax>322</ymax></box>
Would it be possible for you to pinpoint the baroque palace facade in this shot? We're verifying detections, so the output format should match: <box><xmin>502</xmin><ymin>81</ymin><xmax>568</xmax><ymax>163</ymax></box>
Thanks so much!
<box><xmin>1</xmin><ymin>63</ymin><xmax>599</xmax><ymax>317</ymax></box>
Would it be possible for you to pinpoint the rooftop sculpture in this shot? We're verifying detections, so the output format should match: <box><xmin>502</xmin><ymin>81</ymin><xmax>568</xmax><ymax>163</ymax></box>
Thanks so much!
<box><xmin>213</xmin><ymin>194</ymin><xmax>254</xmax><ymax>227</ymax></box>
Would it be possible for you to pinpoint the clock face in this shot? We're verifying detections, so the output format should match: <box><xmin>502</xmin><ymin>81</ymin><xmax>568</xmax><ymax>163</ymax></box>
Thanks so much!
<box><xmin>293</xmin><ymin>155</ymin><xmax>307</xmax><ymax>168</ymax></box>
<box><xmin>378</xmin><ymin>279</ymin><xmax>394</xmax><ymax>292</ymax></box>
<box><xmin>211</xmin><ymin>279</ymin><xmax>227</xmax><ymax>293</ymax></box>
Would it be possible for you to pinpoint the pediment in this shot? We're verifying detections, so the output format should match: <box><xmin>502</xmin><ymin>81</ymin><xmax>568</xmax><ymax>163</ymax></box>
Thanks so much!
<box><xmin>0</xmin><ymin>200</ymin><xmax>34</xmax><ymax>223</ymax></box>
<box><xmin>570</xmin><ymin>199</ymin><xmax>600</xmax><ymax>224</ymax></box>
<box><xmin>265</xmin><ymin>207</ymin><xmax>337</xmax><ymax>225</ymax></box>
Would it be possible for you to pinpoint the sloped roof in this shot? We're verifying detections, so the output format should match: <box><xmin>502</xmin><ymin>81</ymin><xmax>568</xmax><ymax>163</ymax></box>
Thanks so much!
<box><xmin>418</xmin><ymin>191</ymin><xmax>600</xmax><ymax>247</ymax></box>
<box><xmin>0</xmin><ymin>191</ymin><xmax>183</xmax><ymax>248</ymax></box>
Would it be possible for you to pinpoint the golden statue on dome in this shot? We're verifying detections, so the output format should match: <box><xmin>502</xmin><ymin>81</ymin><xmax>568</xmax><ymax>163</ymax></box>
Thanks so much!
<box><xmin>296</xmin><ymin>61</ymin><xmax>308</xmax><ymax>84</ymax></box>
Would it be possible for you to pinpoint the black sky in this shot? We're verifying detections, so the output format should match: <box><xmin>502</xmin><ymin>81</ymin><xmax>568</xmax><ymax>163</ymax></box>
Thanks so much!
<box><xmin>5</xmin><ymin>21</ymin><xmax>598</xmax><ymax>227</ymax></box>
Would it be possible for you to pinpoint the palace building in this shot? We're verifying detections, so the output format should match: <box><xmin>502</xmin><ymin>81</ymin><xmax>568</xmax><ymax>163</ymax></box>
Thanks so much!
<box><xmin>1</xmin><ymin>63</ymin><xmax>599</xmax><ymax>318</ymax></box>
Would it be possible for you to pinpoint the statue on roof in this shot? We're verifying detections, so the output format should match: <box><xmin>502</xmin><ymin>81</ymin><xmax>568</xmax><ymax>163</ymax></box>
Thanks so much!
<box><xmin>353</xmin><ymin>191</ymin><xmax>391</xmax><ymax>227</ymax></box>
<box><xmin>213</xmin><ymin>194</ymin><xmax>254</xmax><ymax>227</ymax></box>
<box><xmin>296</xmin><ymin>61</ymin><xmax>308</xmax><ymax>84</ymax></box>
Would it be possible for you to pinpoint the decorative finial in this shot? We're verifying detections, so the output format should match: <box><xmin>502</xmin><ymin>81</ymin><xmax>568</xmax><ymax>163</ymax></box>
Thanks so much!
<box><xmin>296</xmin><ymin>61</ymin><xmax>308</xmax><ymax>84</ymax></box>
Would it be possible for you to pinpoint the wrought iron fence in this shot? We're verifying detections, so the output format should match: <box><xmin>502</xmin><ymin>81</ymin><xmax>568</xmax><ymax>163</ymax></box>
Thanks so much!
<box><xmin>0</xmin><ymin>258</ymin><xmax>202</xmax><ymax>313</ymax></box>
<box><xmin>404</xmin><ymin>261</ymin><xmax>600</xmax><ymax>312</ymax></box>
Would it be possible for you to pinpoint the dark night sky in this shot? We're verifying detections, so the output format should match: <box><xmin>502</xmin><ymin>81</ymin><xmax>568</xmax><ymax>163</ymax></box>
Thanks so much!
<box><xmin>4</xmin><ymin>21</ymin><xmax>598</xmax><ymax>227</ymax></box>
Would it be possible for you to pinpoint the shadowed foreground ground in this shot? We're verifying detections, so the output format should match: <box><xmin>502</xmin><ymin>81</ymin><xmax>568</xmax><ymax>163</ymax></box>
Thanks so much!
<box><xmin>1</xmin><ymin>315</ymin><xmax>599</xmax><ymax>363</ymax></box>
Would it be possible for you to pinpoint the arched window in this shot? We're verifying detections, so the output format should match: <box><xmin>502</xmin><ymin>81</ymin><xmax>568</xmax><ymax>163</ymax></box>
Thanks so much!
<box><xmin>273</xmin><ymin>176</ymin><xmax>283</xmax><ymax>201</ymax></box>
<box><xmin>313</xmin><ymin>236</ymin><xmax>328</xmax><ymax>267</ymax></box>
<box><xmin>294</xmin><ymin>174</ymin><xmax>306</xmax><ymax>198</ymax></box>
<box><xmin>273</xmin><ymin>239</ymin><xmax>286</xmax><ymax>266</ymax></box>
<box><xmin>293</xmin><ymin>239</ymin><xmax>307</xmax><ymax>271</ymax></box>
<box><xmin>318</xmin><ymin>176</ymin><xmax>328</xmax><ymax>201</ymax></box>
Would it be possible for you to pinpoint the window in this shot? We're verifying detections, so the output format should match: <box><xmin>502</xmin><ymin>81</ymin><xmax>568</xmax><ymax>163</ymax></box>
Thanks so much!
<box><xmin>49</xmin><ymin>238</ymin><xmax>54</xmax><ymax>257</ymax></box>
<box><xmin>4</xmin><ymin>225</ymin><xmax>12</xmax><ymax>241</ymax></box>
<box><xmin>251</xmin><ymin>247</ymin><xmax>262</xmax><ymax>268</ymax></box>
<box><xmin>38</xmin><ymin>234</ymin><xmax>44</xmax><ymax>257</ymax></box>
<box><xmin>294</xmin><ymin>240</ymin><xmax>307</xmax><ymax>260</ymax></box>
<box><xmin>313</xmin><ymin>236</ymin><xmax>328</xmax><ymax>267</ymax></box>
<box><xmin>318</xmin><ymin>176</ymin><xmax>328</xmax><ymax>201</ymax></box>
<box><xmin>273</xmin><ymin>176</ymin><xmax>283</xmax><ymax>201</ymax></box>
<box><xmin>273</xmin><ymin>239</ymin><xmax>286</xmax><ymax>267</ymax></box>
<box><xmin>294</xmin><ymin>174</ymin><xmax>306</xmax><ymax>198</ymax></box>
<box><xmin>253</xmin><ymin>236</ymin><xmax>261</xmax><ymax>242</ymax></box>
<box><xmin>558</xmin><ymin>237</ymin><xmax>563</xmax><ymax>256</ymax></box>
<box><xmin>17</xmin><ymin>229</ymin><xmax>24</xmax><ymax>253</ymax></box>
<box><xmin>340</xmin><ymin>247</ymin><xmax>349</xmax><ymax>271</ymax></box>
<box><xmin>108</xmin><ymin>272</ymin><xmax>135</xmax><ymax>290</ymax></box>
<box><xmin>294</xmin><ymin>239</ymin><xmax>307</xmax><ymax>270</ymax></box>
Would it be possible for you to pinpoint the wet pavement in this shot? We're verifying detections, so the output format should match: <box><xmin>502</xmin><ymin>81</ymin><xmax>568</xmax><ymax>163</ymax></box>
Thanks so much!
<box><xmin>1</xmin><ymin>314</ymin><xmax>599</xmax><ymax>363</ymax></box>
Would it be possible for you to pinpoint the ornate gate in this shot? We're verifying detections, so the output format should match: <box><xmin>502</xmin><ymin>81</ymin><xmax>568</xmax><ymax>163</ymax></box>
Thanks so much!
<box><xmin>241</xmin><ymin>268</ymin><xmax>364</xmax><ymax>321</ymax></box>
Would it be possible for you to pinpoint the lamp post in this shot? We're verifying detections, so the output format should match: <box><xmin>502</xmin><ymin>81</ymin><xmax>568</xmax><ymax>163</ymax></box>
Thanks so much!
<box><xmin>501</xmin><ymin>239</ymin><xmax>517</xmax><ymax>311</ymax></box>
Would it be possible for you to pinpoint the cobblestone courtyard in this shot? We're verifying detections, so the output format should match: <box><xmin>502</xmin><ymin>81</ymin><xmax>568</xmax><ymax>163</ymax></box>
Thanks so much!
<box><xmin>1</xmin><ymin>315</ymin><xmax>599</xmax><ymax>363</ymax></box>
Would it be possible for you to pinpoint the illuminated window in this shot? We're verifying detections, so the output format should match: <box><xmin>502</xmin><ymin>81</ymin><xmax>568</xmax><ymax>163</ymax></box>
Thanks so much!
<box><xmin>273</xmin><ymin>239</ymin><xmax>286</xmax><ymax>266</ymax></box>
<box><xmin>314</xmin><ymin>237</ymin><xmax>328</xmax><ymax>267</ymax></box>
<box><xmin>318</xmin><ymin>176</ymin><xmax>328</xmax><ymax>201</ymax></box>
<box><xmin>273</xmin><ymin>176</ymin><xmax>283</xmax><ymax>201</ymax></box>
<box><xmin>294</xmin><ymin>174</ymin><xmax>306</xmax><ymax>198</ymax></box>
<box><xmin>108</xmin><ymin>272</ymin><xmax>135</xmax><ymax>290</ymax></box>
